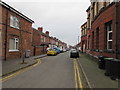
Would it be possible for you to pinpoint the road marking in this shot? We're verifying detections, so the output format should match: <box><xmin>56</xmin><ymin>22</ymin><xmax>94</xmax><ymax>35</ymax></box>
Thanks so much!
<box><xmin>73</xmin><ymin>59</ymin><xmax>83</xmax><ymax>90</ymax></box>
<box><xmin>74</xmin><ymin>59</ymin><xmax>78</xmax><ymax>89</ymax></box>
<box><xmin>0</xmin><ymin>59</ymin><xmax>41</xmax><ymax>82</ymax></box>
<box><xmin>75</xmin><ymin>60</ymin><xmax>83</xmax><ymax>89</ymax></box>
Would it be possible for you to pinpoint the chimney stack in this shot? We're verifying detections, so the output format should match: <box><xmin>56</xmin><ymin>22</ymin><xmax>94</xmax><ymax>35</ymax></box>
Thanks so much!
<box><xmin>38</xmin><ymin>27</ymin><xmax>43</xmax><ymax>32</ymax></box>
<box><xmin>45</xmin><ymin>31</ymin><xmax>49</xmax><ymax>36</ymax></box>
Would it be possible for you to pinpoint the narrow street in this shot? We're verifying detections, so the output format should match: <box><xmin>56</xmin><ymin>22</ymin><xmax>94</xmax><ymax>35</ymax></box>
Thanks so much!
<box><xmin>2</xmin><ymin>52</ymin><xmax>85</xmax><ymax>88</ymax></box>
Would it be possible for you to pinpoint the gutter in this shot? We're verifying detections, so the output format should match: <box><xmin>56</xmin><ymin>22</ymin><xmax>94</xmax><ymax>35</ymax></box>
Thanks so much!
<box><xmin>114</xmin><ymin>1</ymin><xmax>118</xmax><ymax>59</ymax></box>
<box><xmin>1</xmin><ymin>1</ymin><xmax>34</xmax><ymax>23</ymax></box>
<box><xmin>4</xmin><ymin>8</ymin><xmax>8</xmax><ymax>61</ymax></box>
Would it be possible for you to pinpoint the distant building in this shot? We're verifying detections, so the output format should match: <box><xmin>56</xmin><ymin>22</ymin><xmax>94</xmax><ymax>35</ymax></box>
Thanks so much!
<box><xmin>81</xmin><ymin>22</ymin><xmax>87</xmax><ymax>53</ymax></box>
<box><xmin>32</xmin><ymin>27</ymin><xmax>51</xmax><ymax>55</ymax></box>
<box><xmin>32</xmin><ymin>27</ymin><xmax>67</xmax><ymax>56</ymax></box>
<box><xmin>32</xmin><ymin>28</ymin><xmax>42</xmax><ymax>56</ymax></box>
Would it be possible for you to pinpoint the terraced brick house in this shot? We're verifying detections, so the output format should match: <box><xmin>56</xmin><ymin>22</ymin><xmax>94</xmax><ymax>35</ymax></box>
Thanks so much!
<box><xmin>81</xmin><ymin>22</ymin><xmax>87</xmax><ymax>53</ymax></box>
<box><xmin>84</xmin><ymin>1</ymin><xmax>120</xmax><ymax>59</ymax></box>
<box><xmin>0</xmin><ymin>1</ymin><xmax>34</xmax><ymax>60</ymax></box>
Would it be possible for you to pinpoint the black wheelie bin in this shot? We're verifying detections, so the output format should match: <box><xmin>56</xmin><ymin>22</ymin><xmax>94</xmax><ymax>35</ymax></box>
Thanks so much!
<box><xmin>104</xmin><ymin>58</ymin><xmax>120</xmax><ymax>80</ymax></box>
<box><xmin>98</xmin><ymin>56</ymin><xmax>107</xmax><ymax>69</ymax></box>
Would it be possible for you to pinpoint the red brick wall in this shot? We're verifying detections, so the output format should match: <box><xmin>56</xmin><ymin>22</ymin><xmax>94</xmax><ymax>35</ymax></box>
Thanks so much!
<box><xmin>45</xmin><ymin>36</ymin><xmax>50</xmax><ymax>44</ymax></box>
<box><xmin>33</xmin><ymin>46</ymin><xmax>47</xmax><ymax>56</ymax></box>
<box><xmin>89</xmin><ymin>50</ymin><xmax>115</xmax><ymax>58</ymax></box>
<box><xmin>81</xmin><ymin>35</ymin><xmax>87</xmax><ymax>52</ymax></box>
<box><xmin>35</xmin><ymin>47</ymin><xmax>42</xmax><ymax>55</ymax></box>
<box><xmin>32</xmin><ymin>29</ymin><xmax>41</xmax><ymax>56</ymax></box>
<box><xmin>91</xmin><ymin>4</ymin><xmax>115</xmax><ymax>50</ymax></box>
<box><xmin>89</xmin><ymin>3</ymin><xmax>120</xmax><ymax>59</ymax></box>
<box><xmin>32</xmin><ymin>29</ymin><xmax>41</xmax><ymax>46</ymax></box>
<box><xmin>117</xmin><ymin>2</ymin><xmax>120</xmax><ymax>59</ymax></box>
<box><xmin>32</xmin><ymin>29</ymin><xmax>48</xmax><ymax>56</ymax></box>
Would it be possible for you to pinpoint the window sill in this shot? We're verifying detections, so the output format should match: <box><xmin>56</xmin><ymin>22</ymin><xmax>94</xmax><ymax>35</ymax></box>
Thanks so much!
<box><xmin>9</xmin><ymin>50</ymin><xmax>19</xmax><ymax>52</ymax></box>
<box><xmin>104</xmin><ymin>49</ymin><xmax>114</xmax><ymax>53</ymax></box>
<box><xmin>81</xmin><ymin>35</ymin><xmax>87</xmax><ymax>37</ymax></box>
<box><xmin>10</xmin><ymin>25</ymin><xmax>20</xmax><ymax>30</ymax></box>
<box><xmin>91</xmin><ymin>49</ymin><xmax>114</xmax><ymax>53</ymax></box>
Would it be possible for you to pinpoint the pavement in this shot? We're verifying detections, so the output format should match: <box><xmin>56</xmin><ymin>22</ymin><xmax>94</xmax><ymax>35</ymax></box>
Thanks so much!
<box><xmin>77</xmin><ymin>53</ymin><xmax>120</xmax><ymax>88</ymax></box>
<box><xmin>2</xmin><ymin>54</ymin><xmax>46</xmax><ymax>76</ymax></box>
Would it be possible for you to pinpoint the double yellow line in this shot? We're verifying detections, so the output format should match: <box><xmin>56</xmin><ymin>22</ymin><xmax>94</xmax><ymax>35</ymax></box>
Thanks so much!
<box><xmin>0</xmin><ymin>59</ymin><xmax>41</xmax><ymax>82</ymax></box>
<box><xmin>74</xmin><ymin>59</ymin><xmax>83</xmax><ymax>90</ymax></box>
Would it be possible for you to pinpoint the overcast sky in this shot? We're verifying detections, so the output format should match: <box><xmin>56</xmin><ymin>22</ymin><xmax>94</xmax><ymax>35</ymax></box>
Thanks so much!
<box><xmin>3</xmin><ymin>0</ymin><xmax>90</xmax><ymax>46</ymax></box>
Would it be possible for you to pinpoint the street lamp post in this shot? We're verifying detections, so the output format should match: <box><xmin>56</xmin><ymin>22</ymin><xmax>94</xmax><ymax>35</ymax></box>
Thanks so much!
<box><xmin>78</xmin><ymin>36</ymin><xmax>80</xmax><ymax>44</ymax></box>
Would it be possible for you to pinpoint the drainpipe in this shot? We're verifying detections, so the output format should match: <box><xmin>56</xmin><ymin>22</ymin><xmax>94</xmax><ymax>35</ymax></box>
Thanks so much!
<box><xmin>114</xmin><ymin>1</ymin><xmax>118</xmax><ymax>59</ymax></box>
<box><xmin>4</xmin><ymin>8</ymin><xmax>8</xmax><ymax>61</ymax></box>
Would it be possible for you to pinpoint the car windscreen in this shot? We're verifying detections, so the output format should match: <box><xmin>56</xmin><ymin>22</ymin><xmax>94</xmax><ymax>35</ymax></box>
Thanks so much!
<box><xmin>49</xmin><ymin>49</ymin><xmax>54</xmax><ymax>51</ymax></box>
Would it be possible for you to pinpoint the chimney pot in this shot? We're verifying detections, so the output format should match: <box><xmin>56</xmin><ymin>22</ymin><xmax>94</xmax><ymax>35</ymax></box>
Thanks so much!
<box><xmin>45</xmin><ymin>31</ymin><xmax>49</xmax><ymax>36</ymax></box>
<box><xmin>38</xmin><ymin>27</ymin><xmax>43</xmax><ymax>32</ymax></box>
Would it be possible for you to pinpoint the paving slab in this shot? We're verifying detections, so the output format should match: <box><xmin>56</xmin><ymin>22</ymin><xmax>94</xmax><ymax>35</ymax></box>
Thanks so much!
<box><xmin>78</xmin><ymin>53</ymin><xmax>119</xmax><ymax>88</ymax></box>
<box><xmin>2</xmin><ymin>54</ymin><xmax>46</xmax><ymax>76</ymax></box>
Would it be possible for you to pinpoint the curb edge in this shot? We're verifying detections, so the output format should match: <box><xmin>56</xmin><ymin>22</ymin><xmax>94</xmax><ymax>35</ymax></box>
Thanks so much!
<box><xmin>1</xmin><ymin>55</ymin><xmax>47</xmax><ymax>77</ymax></box>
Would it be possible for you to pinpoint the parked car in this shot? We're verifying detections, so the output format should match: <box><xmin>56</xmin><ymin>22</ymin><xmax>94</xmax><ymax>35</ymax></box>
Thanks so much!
<box><xmin>59</xmin><ymin>48</ymin><xmax>63</xmax><ymax>53</ymax></box>
<box><xmin>70</xmin><ymin>49</ymin><xmax>79</xmax><ymax>58</ymax></box>
<box><xmin>53</xmin><ymin>48</ymin><xmax>60</xmax><ymax>54</ymax></box>
<box><xmin>47</xmin><ymin>49</ymin><xmax>57</xmax><ymax>56</ymax></box>
<box><xmin>63</xmin><ymin>49</ymin><xmax>67</xmax><ymax>52</ymax></box>
<box><xmin>46</xmin><ymin>47</ymin><xmax>50</xmax><ymax>52</ymax></box>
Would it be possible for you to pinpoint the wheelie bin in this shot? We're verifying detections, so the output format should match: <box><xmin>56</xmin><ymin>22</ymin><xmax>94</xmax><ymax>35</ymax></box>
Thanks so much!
<box><xmin>104</xmin><ymin>58</ymin><xmax>113</xmax><ymax>76</ymax></box>
<box><xmin>98</xmin><ymin>56</ymin><xmax>106</xmax><ymax>69</ymax></box>
<box><xmin>104</xmin><ymin>58</ymin><xmax>120</xmax><ymax>80</ymax></box>
<box><xmin>110</xmin><ymin>59</ymin><xmax>120</xmax><ymax>80</ymax></box>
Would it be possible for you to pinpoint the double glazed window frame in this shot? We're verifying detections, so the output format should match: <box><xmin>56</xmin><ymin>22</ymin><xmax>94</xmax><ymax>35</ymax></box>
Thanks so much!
<box><xmin>106</xmin><ymin>21</ymin><xmax>112</xmax><ymax>50</ymax></box>
<box><xmin>9</xmin><ymin>38</ymin><xmax>19</xmax><ymax>52</ymax></box>
<box><xmin>41</xmin><ymin>35</ymin><xmax>44</xmax><ymax>43</ymax></box>
<box><xmin>10</xmin><ymin>15</ymin><xmax>20</xmax><ymax>29</ymax></box>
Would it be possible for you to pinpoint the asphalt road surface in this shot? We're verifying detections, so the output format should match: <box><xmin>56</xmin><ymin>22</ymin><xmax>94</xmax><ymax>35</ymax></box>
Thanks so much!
<box><xmin>2</xmin><ymin>52</ymin><xmax>78</xmax><ymax>88</ymax></box>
